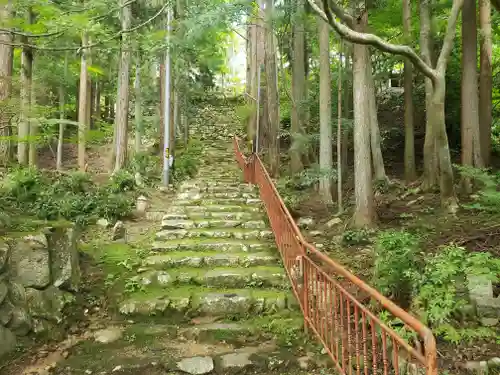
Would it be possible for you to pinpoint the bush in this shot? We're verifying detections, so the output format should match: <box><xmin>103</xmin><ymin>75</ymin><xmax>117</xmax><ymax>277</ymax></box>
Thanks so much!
<box><xmin>0</xmin><ymin>168</ymin><xmax>136</xmax><ymax>228</ymax></box>
<box><xmin>373</xmin><ymin>230</ymin><xmax>419</xmax><ymax>308</ymax></box>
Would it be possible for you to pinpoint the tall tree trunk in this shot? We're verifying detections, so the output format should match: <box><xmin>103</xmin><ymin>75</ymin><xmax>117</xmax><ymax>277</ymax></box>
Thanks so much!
<box><xmin>159</xmin><ymin>61</ymin><xmax>164</xmax><ymax>154</ymax></box>
<box><xmin>94</xmin><ymin>81</ymin><xmax>101</xmax><ymax>123</ymax></box>
<box><xmin>78</xmin><ymin>32</ymin><xmax>89</xmax><ymax>171</ymax></box>
<box><xmin>265</xmin><ymin>0</ymin><xmax>280</xmax><ymax>177</ymax></box>
<box><xmin>403</xmin><ymin>0</ymin><xmax>416</xmax><ymax>181</ymax></box>
<box><xmin>479</xmin><ymin>0</ymin><xmax>492</xmax><ymax>166</ymax></box>
<box><xmin>420</xmin><ymin>0</ymin><xmax>439</xmax><ymax>190</ymax></box>
<box><xmin>366</xmin><ymin>53</ymin><xmax>387</xmax><ymax>182</ymax></box>
<box><xmin>0</xmin><ymin>0</ymin><xmax>13</xmax><ymax>166</ymax></box>
<box><xmin>28</xmin><ymin>56</ymin><xmax>37</xmax><ymax>167</ymax></box>
<box><xmin>352</xmin><ymin>12</ymin><xmax>375</xmax><ymax>227</ymax></box>
<box><xmin>318</xmin><ymin>17</ymin><xmax>333</xmax><ymax>204</ymax></box>
<box><xmin>18</xmin><ymin>10</ymin><xmax>33</xmax><ymax>166</ymax></box>
<box><xmin>57</xmin><ymin>53</ymin><xmax>68</xmax><ymax>170</ymax></box>
<box><xmin>134</xmin><ymin>49</ymin><xmax>142</xmax><ymax>153</ymax></box>
<box><xmin>461</xmin><ymin>0</ymin><xmax>483</xmax><ymax>191</ymax></box>
<box><xmin>247</xmin><ymin>13</ymin><xmax>258</xmax><ymax>151</ymax></box>
<box><xmin>290</xmin><ymin>0</ymin><xmax>305</xmax><ymax>173</ymax></box>
<box><xmin>337</xmin><ymin>41</ymin><xmax>344</xmax><ymax>214</ymax></box>
<box><xmin>114</xmin><ymin>0</ymin><xmax>132</xmax><ymax>172</ymax></box>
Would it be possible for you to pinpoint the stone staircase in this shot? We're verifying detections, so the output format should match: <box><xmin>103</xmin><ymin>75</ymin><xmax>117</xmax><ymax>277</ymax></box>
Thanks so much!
<box><xmin>119</xmin><ymin>142</ymin><xmax>299</xmax><ymax>319</ymax></box>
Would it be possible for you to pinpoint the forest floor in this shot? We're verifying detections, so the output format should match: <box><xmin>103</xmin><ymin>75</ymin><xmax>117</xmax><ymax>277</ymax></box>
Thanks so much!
<box><xmin>2</xmin><ymin>98</ymin><xmax>500</xmax><ymax>374</ymax></box>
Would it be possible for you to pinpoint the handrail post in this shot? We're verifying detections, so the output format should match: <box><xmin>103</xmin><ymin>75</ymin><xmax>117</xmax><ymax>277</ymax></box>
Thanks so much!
<box><xmin>301</xmin><ymin>252</ymin><xmax>309</xmax><ymax>334</ymax></box>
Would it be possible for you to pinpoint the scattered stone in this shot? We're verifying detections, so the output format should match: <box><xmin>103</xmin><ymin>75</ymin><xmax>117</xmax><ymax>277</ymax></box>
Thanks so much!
<box><xmin>62</xmin><ymin>350</ymin><xmax>70</xmax><ymax>359</ymax></box>
<box><xmin>0</xmin><ymin>281</ymin><xmax>7</xmax><ymax>304</ymax></box>
<box><xmin>112</xmin><ymin>221</ymin><xmax>126</xmax><ymax>241</ymax></box>
<box><xmin>85</xmin><ymin>370</ymin><xmax>93</xmax><ymax>375</ymax></box>
<box><xmin>309</xmin><ymin>231</ymin><xmax>322</xmax><ymax>237</ymax></box>
<box><xmin>9</xmin><ymin>236</ymin><xmax>50</xmax><ymax>288</ymax></box>
<box><xmin>46</xmin><ymin>226</ymin><xmax>81</xmax><ymax>291</ymax></box>
<box><xmin>0</xmin><ymin>325</ymin><xmax>16</xmax><ymax>358</ymax></box>
<box><xmin>0</xmin><ymin>299</ymin><xmax>14</xmax><ymax>325</ymax></box>
<box><xmin>219</xmin><ymin>352</ymin><xmax>253</xmax><ymax>370</ymax></box>
<box><xmin>94</xmin><ymin>327</ymin><xmax>123</xmax><ymax>344</ymax></box>
<box><xmin>468</xmin><ymin>275</ymin><xmax>493</xmax><ymax>300</ymax></box>
<box><xmin>112</xmin><ymin>365</ymin><xmax>122</xmax><ymax>372</ymax></box>
<box><xmin>480</xmin><ymin>317</ymin><xmax>499</xmax><ymax>327</ymax></box>
<box><xmin>325</xmin><ymin>217</ymin><xmax>342</xmax><ymax>228</ymax></box>
<box><xmin>297</xmin><ymin>356</ymin><xmax>311</xmax><ymax>370</ymax></box>
<box><xmin>488</xmin><ymin>358</ymin><xmax>500</xmax><ymax>369</ymax></box>
<box><xmin>177</xmin><ymin>356</ymin><xmax>214</xmax><ymax>375</ymax></box>
<box><xmin>297</xmin><ymin>217</ymin><xmax>314</xmax><ymax>229</ymax></box>
<box><xmin>0</xmin><ymin>241</ymin><xmax>10</xmax><ymax>271</ymax></box>
<box><xmin>476</xmin><ymin>297</ymin><xmax>500</xmax><ymax>322</ymax></box>
<box><xmin>97</xmin><ymin>218</ymin><xmax>111</xmax><ymax>228</ymax></box>
<box><xmin>134</xmin><ymin>172</ymin><xmax>144</xmax><ymax>188</ymax></box>
<box><xmin>7</xmin><ymin>306</ymin><xmax>32</xmax><ymax>336</ymax></box>
<box><xmin>136</xmin><ymin>195</ymin><xmax>149</xmax><ymax>216</ymax></box>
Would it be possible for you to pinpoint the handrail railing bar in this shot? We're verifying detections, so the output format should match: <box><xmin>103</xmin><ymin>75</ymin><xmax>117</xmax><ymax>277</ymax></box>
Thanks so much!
<box><xmin>304</xmin><ymin>255</ymin><xmax>427</xmax><ymax>363</ymax></box>
<box><xmin>232</xmin><ymin>135</ymin><xmax>438</xmax><ymax>375</ymax></box>
<box><xmin>234</xmin><ymin>136</ymin><xmax>434</xmax><ymax>340</ymax></box>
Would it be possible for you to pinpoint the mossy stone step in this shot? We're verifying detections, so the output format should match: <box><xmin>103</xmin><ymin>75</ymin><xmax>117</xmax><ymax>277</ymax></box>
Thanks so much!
<box><xmin>162</xmin><ymin>211</ymin><xmax>263</xmax><ymax>221</ymax></box>
<box><xmin>179</xmin><ymin>313</ymin><xmax>305</xmax><ymax>344</ymax></box>
<box><xmin>177</xmin><ymin>190</ymin><xmax>258</xmax><ymax>200</ymax></box>
<box><xmin>151</xmin><ymin>238</ymin><xmax>275</xmax><ymax>253</ymax></box>
<box><xmin>133</xmin><ymin>266</ymin><xmax>289</xmax><ymax>288</ymax></box>
<box><xmin>186</xmin><ymin>211</ymin><xmax>264</xmax><ymax>220</ymax></box>
<box><xmin>169</xmin><ymin>204</ymin><xmax>261</xmax><ymax>214</ymax></box>
<box><xmin>179</xmin><ymin>183</ymin><xmax>255</xmax><ymax>193</ymax></box>
<box><xmin>143</xmin><ymin>251</ymin><xmax>278</xmax><ymax>269</ymax></box>
<box><xmin>161</xmin><ymin>218</ymin><xmax>266</xmax><ymax>230</ymax></box>
<box><xmin>119</xmin><ymin>287</ymin><xmax>298</xmax><ymax>317</ymax></box>
<box><xmin>175</xmin><ymin>198</ymin><xmax>262</xmax><ymax>206</ymax></box>
<box><xmin>155</xmin><ymin>228</ymin><xmax>274</xmax><ymax>241</ymax></box>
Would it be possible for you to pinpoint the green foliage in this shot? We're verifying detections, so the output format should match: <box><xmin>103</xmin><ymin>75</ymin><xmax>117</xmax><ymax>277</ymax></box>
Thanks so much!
<box><xmin>341</xmin><ymin>228</ymin><xmax>373</xmax><ymax>245</ymax></box>
<box><xmin>0</xmin><ymin>168</ymin><xmax>136</xmax><ymax>229</ymax></box>
<box><xmin>411</xmin><ymin>246</ymin><xmax>500</xmax><ymax>329</ymax></box>
<box><xmin>373</xmin><ymin>230</ymin><xmax>500</xmax><ymax>344</ymax></box>
<box><xmin>457</xmin><ymin>166</ymin><xmax>500</xmax><ymax>213</ymax></box>
<box><xmin>373</xmin><ymin>230</ymin><xmax>419</xmax><ymax>306</ymax></box>
<box><xmin>171</xmin><ymin>138</ymin><xmax>204</xmax><ymax>183</ymax></box>
<box><xmin>127</xmin><ymin>152</ymin><xmax>161</xmax><ymax>184</ymax></box>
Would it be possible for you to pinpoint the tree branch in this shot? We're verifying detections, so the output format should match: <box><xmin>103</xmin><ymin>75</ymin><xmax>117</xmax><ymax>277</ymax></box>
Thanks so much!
<box><xmin>306</xmin><ymin>0</ymin><xmax>438</xmax><ymax>82</ymax></box>
<box><xmin>323</xmin><ymin>0</ymin><xmax>353</xmax><ymax>27</ymax></box>
<box><xmin>435</xmin><ymin>0</ymin><xmax>465</xmax><ymax>73</ymax></box>
<box><xmin>0</xmin><ymin>29</ymin><xmax>65</xmax><ymax>38</ymax></box>
<box><xmin>0</xmin><ymin>4</ymin><xmax>167</xmax><ymax>52</ymax></box>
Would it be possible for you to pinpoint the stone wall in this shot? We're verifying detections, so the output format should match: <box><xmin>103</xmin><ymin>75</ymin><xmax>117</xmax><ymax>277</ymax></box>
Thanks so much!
<box><xmin>0</xmin><ymin>225</ymin><xmax>80</xmax><ymax>358</ymax></box>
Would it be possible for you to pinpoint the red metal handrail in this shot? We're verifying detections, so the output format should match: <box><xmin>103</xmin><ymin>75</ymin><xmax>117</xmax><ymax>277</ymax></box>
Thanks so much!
<box><xmin>233</xmin><ymin>136</ymin><xmax>438</xmax><ymax>375</ymax></box>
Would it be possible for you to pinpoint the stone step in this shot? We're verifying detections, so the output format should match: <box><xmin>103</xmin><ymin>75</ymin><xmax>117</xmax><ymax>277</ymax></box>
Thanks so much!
<box><xmin>178</xmin><ymin>314</ymin><xmax>305</xmax><ymax>345</ymax></box>
<box><xmin>151</xmin><ymin>238</ymin><xmax>275</xmax><ymax>253</ymax></box>
<box><xmin>119</xmin><ymin>286</ymin><xmax>298</xmax><ymax>317</ymax></box>
<box><xmin>162</xmin><ymin>211</ymin><xmax>262</xmax><ymax>221</ymax></box>
<box><xmin>132</xmin><ymin>266</ymin><xmax>289</xmax><ymax>289</ymax></box>
<box><xmin>174</xmin><ymin>198</ymin><xmax>262</xmax><ymax>206</ymax></box>
<box><xmin>177</xmin><ymin>190</ymin><xmax>259</xmax><ymax>200</ymax></box>
<box><xmin>169</xmin><ymin>204</ymin><xmax>262</xmax><ymax>214</ymax></box>
<box><xmin>143</xmin><ymin>251</ymin><xmax>279</xmax><ymax>268</ymax></box>
<box><xmin>179</xmin><ymin>182</ymin><xmax>254</xmax><ymax>193</ymax></box>
<box><xmin>161</xmin><ymin>218</ymin><xmax>267</xmax><ymax>230</ymax></box>
<box><xmin>155</xmin><ymin>228</ymin><xmax>274</xmax><ymax>241</ymax></box>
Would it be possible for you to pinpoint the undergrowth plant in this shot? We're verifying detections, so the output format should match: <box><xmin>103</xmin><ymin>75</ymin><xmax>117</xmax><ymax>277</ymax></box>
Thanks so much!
<box><xmin>457</xmin><ymin>165</ymin><xmax>500</xmax><ymax>212</ymax></box>
<box><xmin>0</xmin><ymin>168</ymin><xmax>136</xmax><ymax>230</ymax></box>
<box><xmin>373</xmin><ymin>230</ymin><xmax>500</xmax><ymax>344</ymax></box>
<box><xmin>373</xmin><ymin>230</ymin><xmax>419</xmax><ymax>308</ymax></box>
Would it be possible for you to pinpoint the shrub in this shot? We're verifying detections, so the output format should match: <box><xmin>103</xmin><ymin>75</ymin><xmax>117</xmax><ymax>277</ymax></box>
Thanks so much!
<box><xmin>0</xmin><ymin>168</ymin><xmax>135</xmax><ymax>228</ymax></box>
<box><xmin>373</xmin><ymin>230</ymin><xmax>420</xmax><ymax>308</ymax></box>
